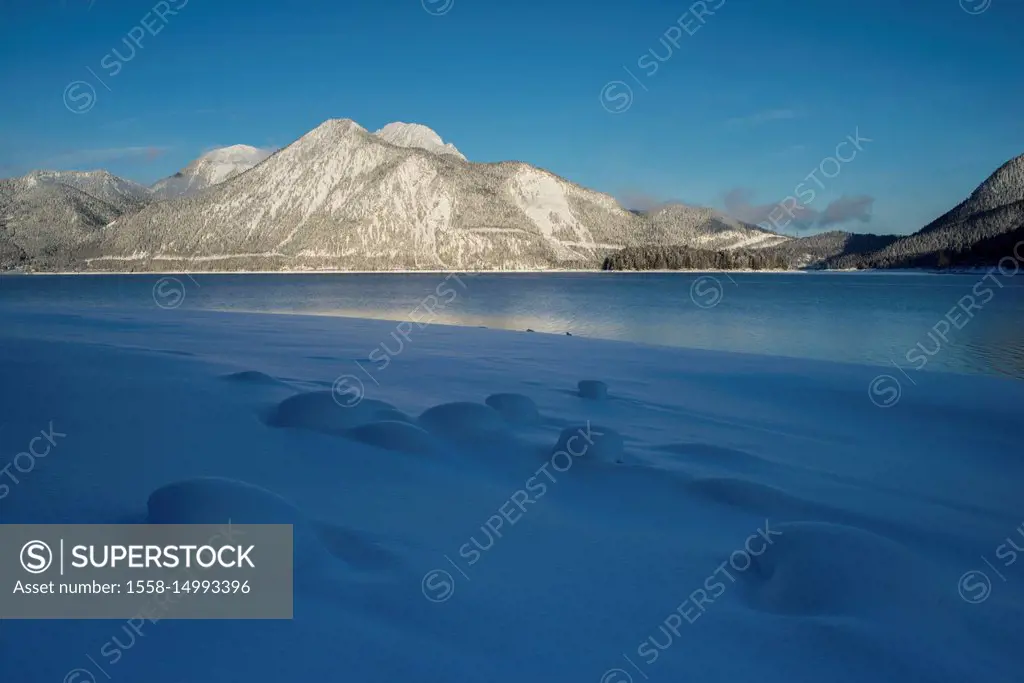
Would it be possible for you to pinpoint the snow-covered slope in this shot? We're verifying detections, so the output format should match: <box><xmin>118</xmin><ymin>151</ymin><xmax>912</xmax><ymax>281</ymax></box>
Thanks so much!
<box><xmin>0</xmin><ymin>174</ymin><xmax>130</xmax><ymax>269</ymax></box>
<box><xmin>151</xmin><ymin>144</ymin><xmax>273</xmax><ymax>199</ymax></box>
<box><xmin>647</xmin><ymin>203</ymin><xmax>790</xmax><ymax>251</ymax></box>
<box><xmin>374</xmin><ymin>122</ymin><xmax>466</xmax><ymax>160</ymax></box>
<box><xmin>761</xmin><ymin>231</ymin><xmax>898</xmax><ymax>268</ymax></box>
<box><xmin>2</xmin><ymin>118</ymin><xmax>791</xmax><ymax>273</ymax></box>
<box><xmin>1</xmin><ymin>301</ymin><xmax>1020</xmax><ymax>683</ymax></box>
<box><xmin>85</xmin><ymin>119</ymin><xmax>785</xmax><ymax>271</ymax></box>
<box><xmin>922</xmin><ymin>153</ymin><xmax>1024</xmax><ymax>228</ymax></box>
<box><xmin>22</xmin><ymin>169</ymin><xmax>153</xmax><ymax>213</ymax></box>
<box><xmin>825</xmin><ymin>153</ymin><xmax>1024</xmax><ymax>268</ymax></box>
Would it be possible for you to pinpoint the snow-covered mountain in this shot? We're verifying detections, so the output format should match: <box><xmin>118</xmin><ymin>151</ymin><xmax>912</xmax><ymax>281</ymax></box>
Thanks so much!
<box><xmin>646</xmin><ymin>203</ymin><xmax>790</xmax><ymax>251</ymax></box>
<box><xmin>151</xmin><ymin>145</ymin><xmax>274</xmax><ymax>199</ymax></box>
<box><xmin>2</xmin><ymin>119</ymin><xmax>786</xmax><ymax>272</ymax></box>
<box><xmin>82</xmin><ymin>118</ymin><xmax>782</xmax><ymax>271</ymax></box>
<box><xmin>22</xmin><ymin>170</ymin><xmax>153</xmax><ymax>213</ymax></box>
<box><xmin>374</xmin><ymin>122</ymin><xmax>466</xmax><ymax>160</ymax></box>
<box><xmin>923</xmin><ymin>153</ymin><xmax>1024</xmax><ymax>227</ymax></box>
<box><xmin>0</xmin><ymin>174</ymin><xmax>126</xmax><ymax>269</ymax></box>
<box><xmin>5</xmin><ymin>116</ymin><xmax>1020</xmax><ymax>273</ymax></box>
<box><xmin>823</xmin><ymin>153</ymin><xmax>1024</xmax><ymax>268</ymax></box>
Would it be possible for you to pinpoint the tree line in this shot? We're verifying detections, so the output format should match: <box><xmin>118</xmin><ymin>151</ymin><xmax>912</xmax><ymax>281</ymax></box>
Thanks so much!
<box><xmin>602</xmin><ymin>245</ymin><xmax>790</xmax><ymax>271</ymax></box>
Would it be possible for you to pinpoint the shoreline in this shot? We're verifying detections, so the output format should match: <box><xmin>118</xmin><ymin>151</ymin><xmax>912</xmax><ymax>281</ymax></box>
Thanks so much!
<box><xmin>1</xmin><ymin>267</ymin><xmax>989</xmax><ymax>276</ymax></box>
<box><xmin>10</xmin><ymin>269</ymin><xmax>810</xmax><ymax>276</ymax></box>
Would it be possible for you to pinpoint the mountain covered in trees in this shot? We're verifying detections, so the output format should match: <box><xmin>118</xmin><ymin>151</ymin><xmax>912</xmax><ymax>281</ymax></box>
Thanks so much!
<box><xmin>1</xmin><ymin>120</ymin><xmax>1020</xmax><ymax>273</ymax></box>
<box><xmin>3</xmin><ymin>120</ymin><xmax>785</xmax><ymax>272</ymax></box>
<box><xmin>602</xmin><ymin>153</ymin><xmax>1024</xmax><ymax>271</ymax></box>
<box><xmin>759</xmin><ymin>231</ymin><xmax>899</xmax><ymax>269</ymax></box>
<box><xmin>85</xmin><ymin>119</ymin><xmax>787</xmax><ymax>271</ymax></box>
<box><xmin>822</xmin><ymin>153</ymin><xmax>1024</xmax><ymax>269</ymax></box>
<box><xmin>0</xmin><ymin>173</ymin><xmax>131</xmax><ymax>270</ymax></box>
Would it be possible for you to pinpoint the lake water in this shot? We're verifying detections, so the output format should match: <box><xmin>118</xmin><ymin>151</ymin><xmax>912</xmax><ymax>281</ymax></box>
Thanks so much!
<box><xmin>3</xmin><ymin>271</ymin><xmax>1023</xmax><ymax>380</ymax></box>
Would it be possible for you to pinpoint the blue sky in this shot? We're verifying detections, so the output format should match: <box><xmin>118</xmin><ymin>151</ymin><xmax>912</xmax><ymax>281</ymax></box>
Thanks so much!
<box><xmin>1</xmin><ymin>0</ymin><xmax>1022</xmax><ymax>235</ymax></box>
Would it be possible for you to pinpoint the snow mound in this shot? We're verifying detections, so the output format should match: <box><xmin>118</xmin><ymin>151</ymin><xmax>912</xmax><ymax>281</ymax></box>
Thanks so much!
<box><xmin>552</xmin><ymin>424</ymin><xmax>625</xmax><ymax>463</ymax></box>
<box><xmin>222</xmin><ymin>370</ymin><xmax>286</xmax><ymax>386</ymax></box>
<box><xmin>310</xmin><ymin>521</ymin><xmax>402</xmax><ymax>571</ymax></box>
<box><xmin>418</xmin><ymin>401</ymin><xmax>509</xmax><ymax>443</ymax></box>
<box><xmin>3</xmin><ymin>301</ymin><xmax>1023</xmax><ymax>683</ymax></box>
<box><xmin>146</xmin><ymin>477</ymin><xmax>387</xmax><ymax>571</ymax></box>
<box><xmin>578</xmin><ymin>380</ymin><xmax>608</xmax><ymax>400</ymax></box>
<box><xmin>372</xmin><ymin>409</ymin><xmax>418</xmax><ymax>424</ymax></box>
<box><xmin>146</xmin><ymin>477</ymin><xmax>326</xmax><ymax>566</ymax></box>
<box><xmin>344</xmin><ymin>420</ymin><xmax>441</xmax><ymax>456</ymax></box>
<box><xmin>659</xmin><ymin>442</ymin><xmax>769</xmax><ymax>471</ymax></box>
<box><xmin>484</xmin><ymin>393</ymin><xmax>541</xmax><ymax>425</ymax></box>
<box><xmin>738</xmin><ymin>521</ymin><xmax>925</xmax><ymax>617</ymax></box>
<box><xmin>147</xmin><ymin>477</ymin><xmax>305</xmax><ymax>526</ymax></box>
<box><xmin>266</xmin><ymin>391</ymin><xmax>400</xmax><ymax>435</ymax></box>
<box><xmin>684</xmin><ymin>475</ymin><xmax>832</xmax><ymax>518</ymax></box>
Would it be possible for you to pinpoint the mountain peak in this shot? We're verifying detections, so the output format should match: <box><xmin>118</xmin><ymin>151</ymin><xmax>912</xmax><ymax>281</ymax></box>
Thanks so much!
<box><xmin>199</xmin><ymin>144</ymin><xmax>265</xmax><ymax>160</ymax></box>
<box><xmin>151</xmin><ymin>144</ymin><xmax>273</xmax><ymax>199</ymax></box>
<box><xmin>373</xmin><ymin>121</ymin><xmax>466</xmax><ymax>161</ymax></box>
<box><xmin>917</xmin><ymin>151</ymin><xmax>1024</xmax><ymax>234</ymax></box>
<box><xmin>312</xmin><ymin>118</ymin><xmax>367</xmax><ymax>135</ymax></box>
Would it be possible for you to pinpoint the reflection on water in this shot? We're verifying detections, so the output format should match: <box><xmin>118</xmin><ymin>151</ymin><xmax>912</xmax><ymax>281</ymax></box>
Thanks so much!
<box><xmin>2</xmin><ymin>272</ymin><xmax>1023</xmax><ymax>380</ymax></box>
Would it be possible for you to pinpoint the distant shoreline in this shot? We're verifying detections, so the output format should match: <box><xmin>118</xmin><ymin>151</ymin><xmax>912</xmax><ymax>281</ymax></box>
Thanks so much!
<box><xmin>2</xmin><ymin>267</ymin><xmax>993</xmax><ymax>276</ymax></box>
<box><xmin>11</xmin><ymin>268</ymin><xmax>809</xmax><ymax>276</ymax></box>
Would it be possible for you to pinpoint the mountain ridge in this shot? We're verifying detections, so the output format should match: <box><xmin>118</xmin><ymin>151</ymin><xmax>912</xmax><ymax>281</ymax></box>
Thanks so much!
<box><xmin>79</xmin><ymin>118</ymin><xmax>783</xmax><ymax>271</ymax></box>
<box><xmin>23</xmin><ymin>169</ymin><xmax>152</xmax><ymax>213</ymax></box>
<box><xmin>821</xmin><ymin>153</ymin><xmax>1024</xmax><ymax>269</ymax></box>
<box><xmin>2</xmin><ymin>118</ymin><xmax>1020</xmax><ymax>273</ymax></box>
